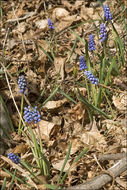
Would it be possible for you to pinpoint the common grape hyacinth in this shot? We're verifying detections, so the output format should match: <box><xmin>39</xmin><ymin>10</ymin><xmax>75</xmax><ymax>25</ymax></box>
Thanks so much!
<box><xmin>84</xmin><ymin>71</ymin><xmax>98</xmax><ymax>85</ymax></box>
<box><xmin>18</xmin><ymin>75</ymin><xmax>27</xmax><ymax>94</ymax></box>
<box><xmin>79</xmin><ymin>56</ymin><xmax>87</xmax><ymax>70</ymax></box>
<box><xmin>103</xmin><ymin>5</ymin><xmax>112</xmax><ymax>21</ymax></box>
<box><xmin>100</xmin><ymin>23</ymin><xmax>107</xmax><ymax>43</ymax></box>
<box><xmin>24</xmin><ymin>106</ymin><xmax>41</xmax><ymax>124</ymax></box>
<box><xmin>8</xmin><ymin>153</ymin><xmax>20</xmax><ymax>164</ymax></box>
<box><xmin>47</xmin><ymin>18</ymin><xmax>54</xmax><ymax>30</ymax></box>
<box><xmin>88</xmin><ymin>34</ymin><xmax>96</xmax><ymax>52</ymax></box>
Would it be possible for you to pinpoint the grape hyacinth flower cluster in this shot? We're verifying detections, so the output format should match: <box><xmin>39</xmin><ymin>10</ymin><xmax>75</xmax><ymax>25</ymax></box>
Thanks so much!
<box><xmin>8</xmin><ymin>153</ymin><xmax>20</xmax><ymax>164</ymax></box>
<box><xmin>103</xmin><ymin>5</ymin><xmax>112</xmax><ymax>21</ymax></box>
<box><xmin>88</xmin><ymin>34</ymin><xmax>96</xmax><ymax>52</ymax></box>
<box><xmin>100</xmin><ymin>23</ymin><xmax>107</xmax><ymax>43</ymax></box>
<box><xmin>18</xmin><ymin>75</ymin><xmax>27</xmax><ymax>94</ymax></box>
<box><xmin>24</xmin><ymin>106</ymin><xmax>41</xmax><ymax>124</ymax></box>
<box><xmin>79</xmin><ymin>56</ymin><xmax>87</xmax><ymax>70</ymax></box>
<box><xmin>47</xmin><ymin>18</ymin><xmax>54</xmax><ymax>30</ymax></box>
<box><xmin>84</xmin><ymin>71</ymin><xmax>98</xmax><ymax>85</ymax></box>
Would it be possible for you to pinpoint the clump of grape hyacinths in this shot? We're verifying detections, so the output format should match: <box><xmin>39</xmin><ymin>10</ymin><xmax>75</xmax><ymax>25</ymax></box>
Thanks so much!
<box><xmin>79</xmin><ymin>56</ymin><xmax>87</xmax><ymax>70</ymax></box>
<box><xmin>88</xmin><ymin>34</ymin><xmax>96</xmax><ymax>52</ymax></box>
<box><xmin>47</xmin><ymin>18</ymin><xmax>54</xmax><ymax>30</ymax></box>
<box><xmin>8</xmin><ymin>153</ymin><xmax>20</xmax><ymax>164</ymax></box>
<box><xmin>103</xmin><ymin>5</ymin><xmax>112</xmax><ymax>21</ymax></box>
<box><xmin>100</xmin><ymin>23</ymin><xmax>107</xmax><ymax>43</ymax></box>
<box><xmin>18</xmin><ymin>75</ymin><xmax>27</xmax><ymax>94</ymax></box>
<box><xmin>84</xmin><ymin>71</ymin><xmax>98</xmax><ymax>85</ymax></box>
<box><xmin>24</xmin><ymin>106</ymin><xmax>41</xmax><ymax>124</ymax></box>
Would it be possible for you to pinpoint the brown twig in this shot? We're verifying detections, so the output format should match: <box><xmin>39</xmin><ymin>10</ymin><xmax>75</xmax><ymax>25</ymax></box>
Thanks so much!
<box><xmin>98</xmin><ymin>153</ymin><xmax>126</xmax><ymax>161</ymax></box>
<box><xmin>65</xmin><ymin>157</ymin><xmax>127</xmax><ymax>190</ymax></box>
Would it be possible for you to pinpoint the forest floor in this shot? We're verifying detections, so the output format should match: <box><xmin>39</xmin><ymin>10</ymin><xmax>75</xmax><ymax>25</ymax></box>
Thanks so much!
<box><xmin>0</xmin><ymin>0</ymin><xmax>126</xmax><ymax>189</ymax></box>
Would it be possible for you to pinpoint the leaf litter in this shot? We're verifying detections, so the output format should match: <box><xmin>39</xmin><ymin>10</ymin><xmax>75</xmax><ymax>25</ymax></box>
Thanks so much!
<box><xmin>0</xmin><ymin>0</ymin><xmax>126</xmax><ymax>189</ymax></box>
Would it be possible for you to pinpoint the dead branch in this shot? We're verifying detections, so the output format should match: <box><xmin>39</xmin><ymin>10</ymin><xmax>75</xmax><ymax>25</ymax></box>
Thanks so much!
<box><xmin>98</xmin><ymin>153</ymin><xmax>126</xmax><ymax>161</ymax></box>
<box><xmin>65</xmin><ymin>157</ymin><xmax>127</xmax><ymax>190</ymax></box>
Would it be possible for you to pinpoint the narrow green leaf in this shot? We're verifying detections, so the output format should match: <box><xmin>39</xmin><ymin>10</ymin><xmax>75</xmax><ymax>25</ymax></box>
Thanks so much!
<box><xmin>57</xmin><ymin>142</ymin><xmax>72</xmax><ymax>184</ymax></box>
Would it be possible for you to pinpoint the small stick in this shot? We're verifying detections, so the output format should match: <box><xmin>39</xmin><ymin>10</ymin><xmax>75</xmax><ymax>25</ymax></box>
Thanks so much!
<box><xmin>98</xmin><ymin>153</ymin><xmax>126</xmax><ymax>161</ymax></box>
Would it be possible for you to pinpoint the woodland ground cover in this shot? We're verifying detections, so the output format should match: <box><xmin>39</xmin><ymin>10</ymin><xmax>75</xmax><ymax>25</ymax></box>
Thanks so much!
<box><xmin>0</xmin><ymin>0</ymin><xmax>126</xmax><ymax>189</ymax></box>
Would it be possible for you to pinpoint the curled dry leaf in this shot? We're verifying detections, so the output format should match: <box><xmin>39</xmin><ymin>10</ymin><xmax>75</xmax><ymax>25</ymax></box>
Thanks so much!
<box><xmin>80</xmin><ymin>119</ymin><xmax>107</xmax><ymax>150</ymax></box>
<box><xmin>43</xmin><ymin>98</ymin><xmax>67</xmax><ymax>111</ymax></box>
<box><xmin>34</xmin><ymin>120</ymin><xmax>60</xmax><ymax>141</ymax></box>
<box><xmin>113</xmin><ymin>94</ymin><xmax>127</xmax><ymax>111</ymax></box>
<box><xmin>53</xmin><ymin>8</ymin><xmax>69</xmax><ymax>20</ymax></box>
<box><xmin>52</xmin><ymin>159</ymin><xmax>70</xmax><ymax>172</ymax></box>
<box><xmin>68</xmin><ymin>102</ymin><xmax>88</xmax><ymax>122</ymax></box>
<box><xmin>54</xmin><ymin>56</ymin><xmax>66</xmax><ymax>80</ymax></box>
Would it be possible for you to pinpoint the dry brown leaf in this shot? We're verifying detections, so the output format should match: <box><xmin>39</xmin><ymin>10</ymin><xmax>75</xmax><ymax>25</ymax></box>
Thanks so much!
<box><xmin>13</xmin><ymin>143</ymin><xmax>29</xmax><ymax>154</ymax></box>
<box><xmin>53</xmin><ymin>8</ymin><xmax>69</xmax><ymax>20</ymax></box>
<box><xmin>43</xmin><ymin>98</ymin><xmax>67</xmax><ymax>111</ymax></box>
<box><xmin>70</xmin><ymin>138</ymin><xmax>82</xmax><ymax>155</ymax></box>
<box><xmin>35</xmin><ymin>19</ymin><xmax>47</xmax><ymax>31</ymax></box>
<box><xmin>52</xmin><ymin>159</ymin><xmax>70</xmax><ymax>172</ymax></box>
<box><xmin>80</xmin><ymin>7</ymin><xmax>101</xmax><ymax>20</ymax></box>
<box><xmin>55</xmin><ymin>15</ymin><xmax>80</xmax><ymax>32</ymax></box>
<box><xmin>34</xmin><ymin>120</ymin><xmax>60</xmax><ymax>141</ymax></box>
<box><xmin>0</xmin><ymin>169</ymin><xmax>11</xmax><ymax>179</ymax></box>
<box><xmin>68</xmin><ymin>102</ymin><xmax>88</xmax><ymax>122</ymax></box>
<box><xmin>113</xmin><ymin>94</ymin><xmax>127</xmax><ymax>111</ymax></box>
<box><xmin>80</xmin><ymin>119</ymin><xmax>107</xmax><ymax>150</ymax></box>
<box><xmin>54</xmin><ymin>56</ymin><xmax>65</xmax><ymax>80</ymax></box>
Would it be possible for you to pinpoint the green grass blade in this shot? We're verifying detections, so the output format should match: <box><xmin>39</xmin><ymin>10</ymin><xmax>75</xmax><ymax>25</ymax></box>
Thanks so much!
<box><xmin>39</xmin><ymin>46</ymin><xmax>54</xmax><ymax>63</ymax></box>
<box><xmin>34</xmin><ymin>88</ymin><xmax>45</xmax><ymax>106</ymax></box>
<box><xmin>40</xmin><ymin>85</ymin><xmax>60</xmax><ymax>107</ymax></box>
<box><xmin>70</xmin><ymin>29</ymin><xmax>86</xmax><ymax>46</ymax></box>
<box><xmin>1</xmin><ymin>177</ymin><xmax>7</xmax><ymax>190</ymax></box>
<box><xmin>67</xmin><ymin>38</ymin><xmax>78</xmax><ymax>62</ymax></box>
<box><xmin>0</xmin><ymin>124</ymin><xmax>11</xmax><ymax>139</ymax></box>
<box><xmin>57</xmin><ymin>142</ymin><xmax>72</xmax><ymax>185</ymax></box>
<box><xmin>60</xmin><ymin>147</ymin><xmax>88</xmax><ymax>185</ymax></box>
<box><xmin>0</xmin><ymin>95</ymin><xmax>14</xmax><ymax>132</ymax></box>
<box><xmin>59</xmin><ymin>89</ymin><xmax>77</xmax><ymax>104</ymax></box>
<box><xmin>3</xmin><ymin>168</ymin><xmax>31</xmax><ymax>187</ymax></box>
<box><xmin>7</xmin><ymin>169</ymin><xmax>17</xmax><ymax>190</ymax></box>
<box><xmin>78</xmin><ymin>89</ymin><xmax>110</xmax><ymax>119</ymax></box>
<box><xmin>73</xmin><ymin>147</ymin><xmax>88</xmax><ymax>163</ymax></box>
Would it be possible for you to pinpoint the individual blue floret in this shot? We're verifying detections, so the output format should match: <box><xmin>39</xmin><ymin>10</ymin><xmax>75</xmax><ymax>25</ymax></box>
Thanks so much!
<box><xmin>103</xmin><ymin>5</ymin><xmax>112</xmax><ymax>21</ymax></box>
<box><xmin>31</xmin><ymin>106</ymin><xmax>41</xmax><ymax>124</ymax></box>
<box><xmin>84</xmin><ymin>70</ymin><xmax>98</xmax><ymax>85</ymax></box>
<box><xmin>79</xmin><ymin>56</ymin><xmax>87</xmax><ymax>70</ymax></box>
<box><xmin>47</xmin><ymin>18</ymin><xmax>54</xmax><ymax>30</ymax></box>
<box><xmin>88</xmin><ymin>34</ymin><xmax>96</xmax><ymax>52</ymax></box>
<box><xmin>24</xmin><ymin>106</ymin><xmax>33</xmax><ymax>124</ymax></box>
<box><xmin>24</xmin><ymin>106</ymin><xmax>41</xmax><ymax>124</ymax></box>
<box><xmin>100</xmin><ymin>23</ymin><xmax>107</xmax><ymax>43</ymax></box>
<box><xmin>18</xmin><ymin>75</ymin><xmax>27</xmax><ymax>94</ymax></box>
<box><xmin>8</xmin><ymin>153</ymin><xmax>20</xmax><ymax>164</ymax></box>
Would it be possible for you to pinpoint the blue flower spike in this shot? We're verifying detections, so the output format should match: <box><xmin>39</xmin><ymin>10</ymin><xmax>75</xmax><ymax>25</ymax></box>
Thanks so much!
<box><xmin>88</xmin><ymin>34</ymin><xmax>96</xmax><ymax>52</ymax></box>
<box><xmin>100</xmin><ymin>23</ymin><xmax>107</xmax><ymax>43</ymax></box>
<box><xmin>8</xmin><ymin>153</ymin><xmax>20</xmax><ymax>164</ymax></box>
<box><xmin>18</xmin><ymin>75</ymin><xmax>27</xmax><ymax>94</ymax></box>
<box><xmin>24</xmin><ymin>106</ymin><xmax>41</xmax><ymax>124</ymax></box>
<box><xmin>47</xmin><ymin>18</ymin><xmax>54</xmax><ymax>30</ymax></box>
<box><xmin>79</xmin><ymin>56</ymin><xmax>87</xmax><ymax>71</ymax></box>
<box><xmin>84</xmin><ymin>70</ymin><xmax>98</xmax><ymax>85</ymax></box>
<box><xmin>103</xmin><ymin>5</ymin><xmax>112</xmax><ymax>21</ymax></box>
